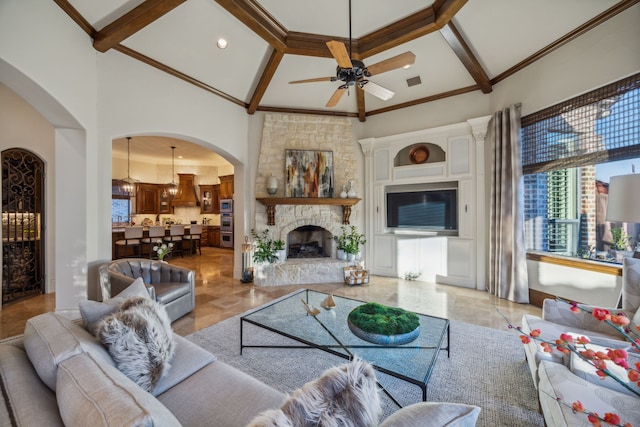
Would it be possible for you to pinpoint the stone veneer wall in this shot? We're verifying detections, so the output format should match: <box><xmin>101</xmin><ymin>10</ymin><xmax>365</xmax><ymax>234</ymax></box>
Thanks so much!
<box><xmin>254</xmin><ymin>113</ymin><xmax>361</xmax><ymax>246</ymax></box>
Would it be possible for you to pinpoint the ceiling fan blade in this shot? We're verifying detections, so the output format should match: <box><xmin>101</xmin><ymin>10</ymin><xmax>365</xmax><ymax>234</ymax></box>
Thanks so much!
<box><xmin>326</xmin><ymin>41</ymin><xmax>353</xmax><ymax>69</ymax></box>
<box><xmin>326</xmin><ymin>87</ymin><xmax>347</xmax><ymax>108</ymax></box>
<box><xmin>365</xmin><ymin>51</ymin><xmax>416</xmax><ymax>76</ymax></box>
<box><xmin>360</xmin><ymin>81</ymin><xmax>394</xmax><ymax>101</ymax></box>
<box><xmin>289</xmin><ymin>77</ymin><xmax>334</xmax><ymax>84</ymax></box>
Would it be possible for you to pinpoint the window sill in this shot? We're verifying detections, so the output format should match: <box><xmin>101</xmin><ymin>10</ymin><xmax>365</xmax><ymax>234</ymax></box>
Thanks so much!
<box><xmin>526</xmin><ymin>251</ymin><xmax>622</xmax><ymax>276</ymax></box>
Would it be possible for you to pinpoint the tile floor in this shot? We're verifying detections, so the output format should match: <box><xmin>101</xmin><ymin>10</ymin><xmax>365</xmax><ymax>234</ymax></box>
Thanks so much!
<box><xmin>0</xmin><ymin>247</ymin><xmax>541</xmax><ymax>340</ymax></box>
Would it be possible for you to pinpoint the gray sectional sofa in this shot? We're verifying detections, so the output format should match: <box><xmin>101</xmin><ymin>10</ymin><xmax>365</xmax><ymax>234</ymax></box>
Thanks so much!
<box><xmin>0</xmin><ymin>279</ymin><xmax>481</xmax><ymax>427</ymax></box>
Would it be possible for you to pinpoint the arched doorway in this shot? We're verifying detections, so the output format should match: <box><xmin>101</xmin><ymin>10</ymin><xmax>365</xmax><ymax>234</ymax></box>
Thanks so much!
<box><xmin>2</xmin><ymin>148</ymin><xmax>45</xmax><ymax>303</ymax></box>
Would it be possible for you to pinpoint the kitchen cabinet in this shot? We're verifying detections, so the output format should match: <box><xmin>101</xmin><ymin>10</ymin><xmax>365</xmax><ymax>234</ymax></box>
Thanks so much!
<box><xmin>137</xmin><ymin>183</ymin><xmax>158</xmax><ymax>215</ymax></box>
<box><xmin>158</xmin><ymin>185</ymin><xmax>171</xmax><ymax>214</ymax></box>
<box><xmin>208</xmin><ymin>226</ymin><xmax>220</xmax><ymax>247</ymax></box>
<box><xmin>219</xmin><ymin>175</ymin><xmax>234</xmax><ymax>199</ymax></box>
<box><xmin>212</xmin><ymin>185</ymin><xmax>220</xmax><ymax>214</ymax></box>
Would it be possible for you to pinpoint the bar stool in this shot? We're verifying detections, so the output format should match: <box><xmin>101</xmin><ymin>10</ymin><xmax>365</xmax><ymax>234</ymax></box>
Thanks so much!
<box><xmin>183</xmin><ymin>224</ymin><xmax>202</xmax><ymax>256</ymax></box>
<box><xmin>142</xmin><ymin>225</ymin><xmax>167</xmax><ymax>258</ymax></box>
<box><xmin>164</xmin><ymin>224</ymin><xmax>185</xmax><ymax>258</ymax></box>
<box><xmin>114</xmin><ymin>226</ymin><xmax>143</xmax><ymax>259</ymax></box>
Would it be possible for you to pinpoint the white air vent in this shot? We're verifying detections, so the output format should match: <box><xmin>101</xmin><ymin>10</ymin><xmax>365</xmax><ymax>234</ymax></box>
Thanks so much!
<box><xmin>406</xmin><ymin>76</ymin><xmax>422</xmax><ymax>87</ymax></box>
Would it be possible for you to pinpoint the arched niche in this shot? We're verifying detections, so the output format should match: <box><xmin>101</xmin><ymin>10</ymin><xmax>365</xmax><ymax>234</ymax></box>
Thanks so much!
<box><xmin>394</xmin><ymin>143</ymin><xmax>445</xmax><ymax>167</ymax></box>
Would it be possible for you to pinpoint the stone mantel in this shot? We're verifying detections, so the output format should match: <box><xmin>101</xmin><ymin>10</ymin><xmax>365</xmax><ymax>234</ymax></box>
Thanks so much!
<box><xmin>256</xmin><ymin>198</ymin><xmax>361</xmax><ymax>226</ymax></box>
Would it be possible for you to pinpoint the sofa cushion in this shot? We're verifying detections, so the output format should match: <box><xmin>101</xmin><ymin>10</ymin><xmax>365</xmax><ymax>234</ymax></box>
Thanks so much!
<box><xmin>23</xmin><ymin>312</ymin><xmax>114</xmax><ymax>391</ymax></box>
<box><xmin>537</xmin><ymin>360</ymin><xmax>640</xmax><ymax>427</ymax></box>
<box><xmin>157</xmin><ymin>360</ymin><xmax>285</xmax><ymax>427</ymax></box>
<box><xmin>379</xmin><ymin>402</ymin><xmax>481</xmax><ymax>427</ymax></box>
<box><xmin>569</xmin><ymin>342</ymin><xmax>640</xmax><ymax>397</ymax></box>
<box><xmin>79</xmin><ymin>277</ymin><xmax>150</xmax><ymax>335</ymax></box>
<box><xmin>151</xmin><ymin>334</ymin><xmax>216</xmax><ymax>397</ymax></box>
<box><xmin>56</xmin><ymin>352</ymin><xmax>181</xmax><ymax>427</ymax></box>
<box><xmin>247</xmin><ymin>357</ymin><xmax>381</xmax><ymax>427</ymax></box>
<box><xmin>97</xmin><ymin>297</ymin><xmax>176</xmax><ymax>392</ymax></box>
<box><xmin>623</xmin><ymin>256</ymin><xmax>640</xmax><ymax>312</ymax></box>
<box><xmin>0</xmin><ymin>344</ymin><xmax>64</xmax><ymax>426</ymax></box>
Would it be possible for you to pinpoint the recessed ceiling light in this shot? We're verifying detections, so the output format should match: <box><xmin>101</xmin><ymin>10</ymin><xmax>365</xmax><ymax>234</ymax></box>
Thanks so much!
<box><xmin>217</xmin><ymin>38</ymin><xmax>228</xmax><ymax>49</ymax></box>
<box><xmin>178</xmin><ymin>155</ymin><xmax>184</xmax><ymax>159</ymax></box>
<box><xmin>403</xmin><ymin>64</ymin><xmax>412</xmax><ymax>69</ymax></box>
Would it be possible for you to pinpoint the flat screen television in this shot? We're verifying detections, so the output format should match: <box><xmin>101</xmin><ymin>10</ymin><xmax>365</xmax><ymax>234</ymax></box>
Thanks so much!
<box><xmin>386</xmin><ymin>189</ymin><xmax>458</xmax><ymax>232</ymax></box>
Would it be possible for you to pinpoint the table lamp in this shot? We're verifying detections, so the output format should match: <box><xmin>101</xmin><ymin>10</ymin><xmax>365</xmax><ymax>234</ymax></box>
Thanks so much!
<box><xmin>606</xmin><ymin>173</ymin><xmax>640</xmax><ymax>257</ymax></box>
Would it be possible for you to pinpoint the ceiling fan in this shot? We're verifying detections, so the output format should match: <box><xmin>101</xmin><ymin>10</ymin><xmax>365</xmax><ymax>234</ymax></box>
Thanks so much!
<box><xmin>289</xmin><ymin>0</ymin><xmax>415</xmax><ymax>108</ymax></box>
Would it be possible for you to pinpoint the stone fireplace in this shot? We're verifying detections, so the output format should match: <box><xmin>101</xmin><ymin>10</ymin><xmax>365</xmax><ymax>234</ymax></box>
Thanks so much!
<box><xmin>252</xmin><ymin>113</ymin><xmax>363</xmax><ymax>286</ymax></box>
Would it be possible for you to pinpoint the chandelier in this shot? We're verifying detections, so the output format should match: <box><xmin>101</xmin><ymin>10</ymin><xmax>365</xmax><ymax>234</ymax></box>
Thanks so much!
<box><xmin>120</xmin><ymin>137</ymin><xmax>139</xmax><ymax>195</ymax></box>
<box><xmin>168</xmin><ymin>146</ymin><xmax>178</xmax><ymax>198</ymax></box>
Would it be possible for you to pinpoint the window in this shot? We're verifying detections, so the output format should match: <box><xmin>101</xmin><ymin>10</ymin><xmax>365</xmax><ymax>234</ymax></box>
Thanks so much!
<box><xmin>521</xmin><ymin>73</ymin><xmax>640</xmax><ymax>263</ymax></box>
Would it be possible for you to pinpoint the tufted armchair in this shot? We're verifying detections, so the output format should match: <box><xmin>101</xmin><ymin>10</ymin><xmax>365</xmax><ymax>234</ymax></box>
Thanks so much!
<box><xmin>99</xmin><ymin>258</ymin><xmax>195</xmax><ymax>322</ymax></box>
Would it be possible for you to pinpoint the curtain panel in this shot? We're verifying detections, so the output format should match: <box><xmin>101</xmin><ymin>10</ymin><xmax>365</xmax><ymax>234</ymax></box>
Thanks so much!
<box><xmin>488</xmin><ymin>104</ymin><xmax>529</xmax><ymax>303</ymax></box>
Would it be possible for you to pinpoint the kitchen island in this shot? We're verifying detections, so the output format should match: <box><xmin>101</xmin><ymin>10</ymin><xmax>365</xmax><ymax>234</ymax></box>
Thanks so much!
<box><xmin>111</xmin><ymin>224</ymin><xmax>221</xmax><ymax>259</ymax></box>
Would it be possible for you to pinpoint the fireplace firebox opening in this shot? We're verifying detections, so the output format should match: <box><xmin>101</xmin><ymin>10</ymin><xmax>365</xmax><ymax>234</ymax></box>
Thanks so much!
<box><xmin>287</xmin><ymin>225</ymin><xmax>332</xmax><ymax>259</ymax></box>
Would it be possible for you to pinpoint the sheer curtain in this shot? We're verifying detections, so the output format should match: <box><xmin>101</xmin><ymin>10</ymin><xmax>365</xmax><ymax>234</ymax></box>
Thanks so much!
<box><xmin>488</xmin><ymin>104</ymin><xmax>529</xmax><ymax>303</ymax></box>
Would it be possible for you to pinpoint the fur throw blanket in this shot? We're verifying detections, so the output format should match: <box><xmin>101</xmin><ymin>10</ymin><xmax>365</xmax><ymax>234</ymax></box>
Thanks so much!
<box><xmin>97</xmin><ymin>296</ymin><xmax>176</xmax><ymax>392</ymax></box>
<box><xmin>248</xmin><ymin>357</ymin><xmax>381</xmax><ymax>427</ymax></box>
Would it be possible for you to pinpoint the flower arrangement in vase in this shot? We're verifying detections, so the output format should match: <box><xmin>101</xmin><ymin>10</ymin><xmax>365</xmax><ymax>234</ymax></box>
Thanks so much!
<box><xmin>153</xmin><ymin>240</ymin><xmax>173</xmax><ymax>261</ymax></box>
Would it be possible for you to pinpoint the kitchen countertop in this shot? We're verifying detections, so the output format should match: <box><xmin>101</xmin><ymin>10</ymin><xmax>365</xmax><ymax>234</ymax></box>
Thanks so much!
<box><xmin>112</xmin><ymin>224</ymin><xmax>220</xmax><ymax>233</ymax></box>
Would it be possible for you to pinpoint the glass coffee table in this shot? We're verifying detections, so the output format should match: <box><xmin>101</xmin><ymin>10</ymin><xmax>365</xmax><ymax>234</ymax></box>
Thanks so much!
<box><xmin>240</xmin><ymin>289</ymin><xmax>450</xmax><ymax>405</ymax></box>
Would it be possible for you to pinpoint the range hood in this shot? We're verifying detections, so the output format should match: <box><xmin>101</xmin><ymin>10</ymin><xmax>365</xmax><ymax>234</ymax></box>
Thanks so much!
<box><xmin>171</xmin><ymin>173</ymin><xmax>200</xmax><ymax>207</ymax></box>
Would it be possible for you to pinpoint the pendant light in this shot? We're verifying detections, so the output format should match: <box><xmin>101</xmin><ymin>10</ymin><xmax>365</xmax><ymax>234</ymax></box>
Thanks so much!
<box><xmin>168</xmin><ymin>146</ymin><xmax>178</xmax><ymax>198</ymax></box>
<box><xmin>120</xmin><ymin>137</ymin><xmax>139</xmax><ymax>195</ymax></box>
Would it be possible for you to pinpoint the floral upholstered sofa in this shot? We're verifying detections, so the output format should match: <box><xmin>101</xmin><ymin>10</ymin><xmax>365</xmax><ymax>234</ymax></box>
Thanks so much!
<box><xmin>521</xmin><ymin>257</ymin><xmax>640</xmax><ymax>426</ymax></box>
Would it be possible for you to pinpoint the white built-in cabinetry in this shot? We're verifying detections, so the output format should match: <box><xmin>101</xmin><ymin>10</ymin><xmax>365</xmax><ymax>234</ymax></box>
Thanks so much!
<box><xmin>358</xmin><ymin>117</ymin><xmax>491</xmax><ymax>289</ymax></box>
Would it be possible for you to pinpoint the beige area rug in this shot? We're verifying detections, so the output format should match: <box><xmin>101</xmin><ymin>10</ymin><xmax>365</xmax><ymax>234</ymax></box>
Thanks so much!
<box><xmin>187</xmin><ymin>304</ymin><xmax>544</xmax><ymax>427</ymax></box>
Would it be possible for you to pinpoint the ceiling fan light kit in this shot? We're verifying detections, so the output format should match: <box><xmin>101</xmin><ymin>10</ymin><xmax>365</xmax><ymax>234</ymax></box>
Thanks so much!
<box><xmin>290</xmin><ymin>0</ymin><xmax>415</xmax><ymax>108</ymax></box>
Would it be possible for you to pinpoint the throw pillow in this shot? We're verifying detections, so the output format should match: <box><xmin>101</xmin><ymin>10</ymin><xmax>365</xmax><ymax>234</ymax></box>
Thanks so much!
<box><xmin>247</xmin><ymin>357</ymin><xmax>381</xmax><ymax>427</ymax></box>
<box><xmin>79</xmin><ymin>277</ymin><xmax>150</xmax><ymax>336</ymax></box>
<box><xmin>623</xmin><ymin>257</ymin><xmax>640</xmax><ymax>313</ymax></box>
<box><xmin>378</xmin><ymin>402</ymin><xmax>481</xmax><ymax>427</ymax></box>
<box><xmin>97</xmin><ymin>296</ymin><xmax>176</xmax><ymax>392</ymax></box>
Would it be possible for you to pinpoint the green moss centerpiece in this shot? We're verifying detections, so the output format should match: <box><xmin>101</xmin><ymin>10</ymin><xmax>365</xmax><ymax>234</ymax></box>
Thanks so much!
<box><xmin>347</xmin><ymin>302</ymin><xmax>420</xmax><ymax>346</ymax></box>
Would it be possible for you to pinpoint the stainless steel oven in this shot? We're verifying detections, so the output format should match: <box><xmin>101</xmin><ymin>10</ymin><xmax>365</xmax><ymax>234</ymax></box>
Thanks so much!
<box><xmin>220</xmin><ymin>199</ymin><xmax>233</xmax><ymax>213</ymax></box>
<box><xmin>220</xmin><ymin>213</ymin><xmax>233</xmax><ymax>231</ymax></box>
<box><xmin>220</xmin><ymin>231</ymin><xmax>233</xmax><ymax>248</ymax></box>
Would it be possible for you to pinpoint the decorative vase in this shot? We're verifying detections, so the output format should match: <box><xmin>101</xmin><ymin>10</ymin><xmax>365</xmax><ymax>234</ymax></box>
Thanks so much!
<box><xmin>276</xmin><ymin>249</ymin><xmax>287</xmax><ymax>262</ymax></box>
<box><xmin>347</xmin><ymin>252</ymin><xmax>355</xmax><ymax>261</ymax></box>
<box><xmin>337</xmin><ymin>249</ymin><xmax>347</xmax><ymax>260</ymax></box>
<box><xmin>348</xmin><ymin>319</ymin><xmax>420</xmax><ymax>346</ymax></box>
<box><xmin>266</xmin><ymin>174</ymin><xmax>278</xmax><ymax>195</ymax></box>
<box><xmin>340</xmin><ymin>184</ymin><xmax>348</xmax><ymax>199</ymax></box>
<box><xmin>347</xmin><ymin>180</ymin><xmax>356</xmax><ymax>198</ymax></box>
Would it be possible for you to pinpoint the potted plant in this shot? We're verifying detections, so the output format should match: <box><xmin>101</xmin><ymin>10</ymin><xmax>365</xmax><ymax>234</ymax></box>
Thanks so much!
<box><xmin>273</xmin><ymin>239</ymin><xmax>286</xmax><ymax>262</ymax></box>
<box><xmin>333</xmin><ymin>226</ymin><xmax>349</xmax><ymax>260</ymax></box>
<box><xmin>607</xmin><ymin>227</ymin><xmax>632</xmax><ymax>263</ymax></box>
<box><xmin>343</xmin><ymin>225</ymin><xmax>366</xmax><ymax>261</ymax></box>
<box><xmin>251</xmin><ymin>229</ymin><xmax>278</xmax><ymax>264</ymax></box>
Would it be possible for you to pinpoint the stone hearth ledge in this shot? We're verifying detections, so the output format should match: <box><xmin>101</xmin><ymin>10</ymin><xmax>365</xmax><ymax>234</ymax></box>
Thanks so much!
<box><xmin>253</xmin><ymin>258</ymin><xmax>364</xmax><ymax>286</ymax></box>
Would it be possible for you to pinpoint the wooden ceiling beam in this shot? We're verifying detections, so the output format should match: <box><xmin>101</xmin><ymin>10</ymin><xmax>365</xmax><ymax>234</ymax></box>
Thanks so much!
<box><xmin>248</xmin><ymin>49</ymin><xmax>285</xmax><ymax>114</ymax></box>
<box><xmin>215</xmin><ymin>0</ymin><xmax>287</xmax><ymax>51</ymax></box>
<box><xmin>52</xmin><ymin>0</ymin><xmax>94</xmax><ymax>37</ymax></box>
<box><xmin>285</xmin><ymin>33</ymin><xmax>360</xmax><ymax>59</ymax></box>
<box><xmin>357</xmin><ymin>0</ymin><xmax>467</xmax><ymax>59</ymax></box>
<box><xmin>356</xmin><ymin>87</ymin><xmax>366</xmax><ymax>122</ymax></box>
<box><xmin>93</xmin><ymin>0</ymin><xmax>186</xmax><ymax>53</ymax></box>
<box><xmin>367</xmin><ymin>85</ymin><xmax>479</xmax><ymax>117</ymax></box>
<box><xmin>440</xmin><ymin>22</ymin><xmax>492</xmax><ymax>93</ymax></box>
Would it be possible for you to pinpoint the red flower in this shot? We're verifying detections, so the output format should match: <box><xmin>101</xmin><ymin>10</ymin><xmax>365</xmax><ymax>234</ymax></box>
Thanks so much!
<box><xmin>576</xmin><ymin>336</ymin><xmax>590</xmax><ymax>345</ymax></box>
<box><xmin>572</xmin><ymin>401</ymin><xmax>585</xmax><ymax>412</ymax></box>
<box><xmin>519</xmin><ymin>335</ymin><xmax>531</xmax><ymax>344</ymax></box>
<box><xmin>587</xmin><ymin>412</ymin><xmax>602</xmax><ymax>426</ymax></box>
<box><xmin>603</xmin><ymin>412</ymin><xmax>621</xmax><ymax>425</ymax></box>
<box><xmin>611</xmin><ymin>314</ymin><xmax>631</xmax><ymax>327</ymax></box>
<box><xmin>529</xmin><ymin>329</ymin><xmax>541</xmax><ymax>338</ymax></box>
<box><xmin>592</xmin><ymin>308</ymin><xmax>611</xmax><ymax>321</ymax></box>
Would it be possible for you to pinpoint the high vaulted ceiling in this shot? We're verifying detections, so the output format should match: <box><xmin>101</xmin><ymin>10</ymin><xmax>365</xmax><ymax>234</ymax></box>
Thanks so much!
<box><xmin>57</xmin><ymin>0</ymin><xmax>635</xmax><ymax>124</ymax></box>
